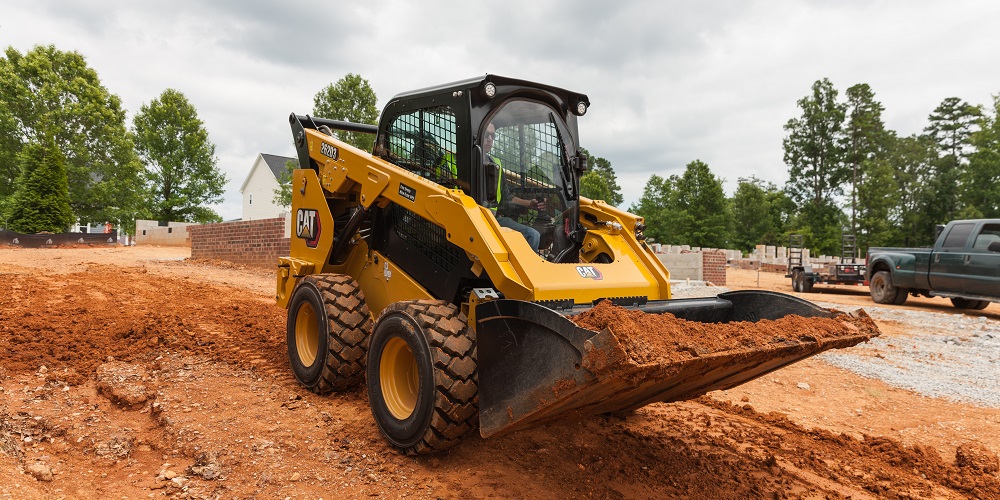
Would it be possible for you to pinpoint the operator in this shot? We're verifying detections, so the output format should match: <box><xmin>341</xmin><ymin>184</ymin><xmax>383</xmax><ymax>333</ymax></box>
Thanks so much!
<box><xmin>482</xmin><ymin>122</ymin><xmax>544</xmax><ymax>252</ymax></box>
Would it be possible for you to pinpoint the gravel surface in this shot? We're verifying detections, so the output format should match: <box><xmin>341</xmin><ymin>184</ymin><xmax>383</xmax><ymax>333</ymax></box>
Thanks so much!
<box><xmin>816</xmin><ymin>301</ymin><xmax>1000</xmax><ymax>408</ymax></box>
<box><xmin>670</xmin><ymin>284</ymin><xmax>1000</xmax><ymax>408</ymax></box>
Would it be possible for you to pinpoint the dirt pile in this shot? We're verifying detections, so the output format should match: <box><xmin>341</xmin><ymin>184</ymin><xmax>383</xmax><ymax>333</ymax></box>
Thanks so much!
<box><xmin>0</xmin><ymin>265</ymin><xmax>287</xmax><ymax>382</ymax></box>
<box><xmin>1</xmin><ymin>248</ymin><xmax>998</xmax><ymax>498</ymax></box>
<box><xmin>571</xmin><ymin>300</ymin><xmax>878</xmax><ymax>364</ymax></box>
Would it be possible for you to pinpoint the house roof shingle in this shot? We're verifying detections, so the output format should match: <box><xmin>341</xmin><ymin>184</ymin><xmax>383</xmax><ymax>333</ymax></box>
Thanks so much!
<box><xmin>260</xmin><ymin>154</ymin><xmax>297</xmax><ymax>180</ymax></box>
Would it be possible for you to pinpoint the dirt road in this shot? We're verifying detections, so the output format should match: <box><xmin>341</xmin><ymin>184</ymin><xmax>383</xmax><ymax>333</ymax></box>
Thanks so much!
<box><xmin>1</xmin><ymin>246</ymin><xmax>998</xmax><ymax>499</ymax></box>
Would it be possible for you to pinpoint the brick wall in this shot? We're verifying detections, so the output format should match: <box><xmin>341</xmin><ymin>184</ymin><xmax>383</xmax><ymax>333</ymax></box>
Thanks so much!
<box><xmin>702</xmin><ymin>250</ymin><xmax>727</xmax><ymax>286</ymax></box>
<box><xmin>188</xmin><ymin>218</ymin><xmax>289</xmax><ymax>268</ymax></box>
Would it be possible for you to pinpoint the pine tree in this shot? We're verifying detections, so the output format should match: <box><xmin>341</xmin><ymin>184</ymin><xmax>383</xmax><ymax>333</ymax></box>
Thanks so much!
<box><xmin>6</xmin><ymin>137</ymin><xmax>74</xmax><ymax>233</ymax></box>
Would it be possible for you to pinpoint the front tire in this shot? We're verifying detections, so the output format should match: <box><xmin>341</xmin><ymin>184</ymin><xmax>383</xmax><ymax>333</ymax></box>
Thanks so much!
<box><xmin>287</xmin><ymin>275</ymin><xmax>372</xmax><ymax>394</ymax></box>
<box><xmin>367</xmin><ymin>300</ymin><xmax>478</xmax><ymax>455</ymax></box>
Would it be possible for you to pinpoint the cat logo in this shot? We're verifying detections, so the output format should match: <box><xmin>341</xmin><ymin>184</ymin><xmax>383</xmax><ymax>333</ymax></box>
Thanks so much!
<box><xmin>296</xmin><ymin>209</ymin><xmax>321</xmax><ymax>248</ymax></box>
<box><xmin>576</xmin><ymin>266</ymin><xmax>603</xmax><ymax>280</ymax></box>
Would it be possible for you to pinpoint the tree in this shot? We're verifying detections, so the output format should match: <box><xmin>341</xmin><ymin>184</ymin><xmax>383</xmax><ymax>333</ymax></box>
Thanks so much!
<box><xmin>731</xmin><ymin>177</ymin><xmax>781</xmax><ymax>252</ymax></box>
<box><xmin>965</xmin><ymin>95</ymin><xmax>1000</xmax><ymax>218</ymax></box>
<box><xmin>133</xmin><ymin>89</ymin><xmax>227</xmax><ymax>223</ymax></box>
<box><xmin>924</xmin><ymin>97</ymin><xmax>982</xmax><ymax>223</ymax></box>
<box><xmin>629</xmin><ymin>174</ymin><xmax>676</xmax><ymax>245</ymax></box>
<box><xmin>5</xmin><ymin>136</ymin><xmax>74</xmax><ymax>233</ymax></box>
<box><xmin>782</xmin><ymin>79</ymin><xmax>849</xmax><ymax>255</ymax></box>
<box><xmin>885</xmin><ymin>134</ymin><xmax>938</xmax><ymax>246</ymax></box>
<box><xmin>579</xmin><ymin>147</ymin><xmax>623</xmax><ymax>206</ymax></box>
<box><xmin>672</xmin><ymin>160</ymin><xmax>730</xmax><ymax>248</ymax></box>
<box><xmin>0</xmin><ymin>45</ymin><xmax>144</xmax><ymax>229</ymax></box>
<box><xmin>783</xmin><ymin>78</ymin><xmax>849</xmax><ymax>205</ymax></box>
<box><xmin>844</xmin><ymin>84</ymin><xmax>895</xmax><ymax>252</ymax></box>
<box><xmin>272</xmin><ymin>158</ymin><xmax>299</xmax><ymax>209</ymax></box>
<box><xmin>313</xmin><ymin>73</ymin><xmax>379</xmax><ymax>151</ymax></box>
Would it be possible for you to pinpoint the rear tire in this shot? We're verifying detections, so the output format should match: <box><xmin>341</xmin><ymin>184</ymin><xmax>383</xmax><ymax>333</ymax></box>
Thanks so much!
<box><xmin>287</xmin><ymin>275</ymin><xmax>372</xmax><ymax>394</ymax></box>
<box><xmin>891</xmin><ymin>287</ymin><xmax>909</xmax><ymax>305</ymax></box>
<box><xmin>951</xmin><ymin>297</ymin><xmax>989</xmax><ymax>310</ymax></box>
<box><xmin>367</xmin><ymin>300</ymin><xmax>478</xmax><ymax>455</ymax></box>
<box><xmin>870</xmin><ymin>271</ymin><xmax>904</xmax><ymax>305</ymax></box>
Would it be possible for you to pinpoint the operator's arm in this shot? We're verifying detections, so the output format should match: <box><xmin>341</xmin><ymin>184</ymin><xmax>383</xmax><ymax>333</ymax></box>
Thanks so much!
<box><xmin>509</xmin><ymin>196</ymin><xmax>545</xmax><ymax>210</ymax></box>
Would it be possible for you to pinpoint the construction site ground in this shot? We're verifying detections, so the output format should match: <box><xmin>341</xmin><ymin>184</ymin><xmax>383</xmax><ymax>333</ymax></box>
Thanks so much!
<box><xmin>1</xmin><ymin>245</ymin><xmax>998</xmax><ymax>499</ymax></box>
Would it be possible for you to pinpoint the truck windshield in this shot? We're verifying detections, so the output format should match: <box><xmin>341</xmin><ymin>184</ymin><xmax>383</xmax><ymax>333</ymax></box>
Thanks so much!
<box><xmin>485</xmin><ymin>100</ymin><xmax>575</xmax><ymax>261</ymax></box>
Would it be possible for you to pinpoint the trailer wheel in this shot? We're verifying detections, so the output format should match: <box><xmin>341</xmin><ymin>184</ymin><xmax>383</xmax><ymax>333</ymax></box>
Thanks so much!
<box><xmin>870</xmin><ymin>271</ymin><xmax>905</xmax><ymax>305</ymax></box>
<box><xmin>951</xmin><ymin>297</ymin><xmax>989</xmax><ymax>310</ymax></box>
<box><xmin>791</xmin><ymin>271</ymin><xmax>803</xmax><ymax>292</ymax></box>
<box><xmin>800</xmin><ymin>274</ymin><xmax>814</xmax><ymax>293</ymax></box>
<box><xmin>287</xmin><ymin>275</ymin><xmax>373</xmax><ymax>394</ymax></box>
<box><xmin>367</xmin><ymin>300</ymin><xmax>478</xmax><ymax>455</ymax></box>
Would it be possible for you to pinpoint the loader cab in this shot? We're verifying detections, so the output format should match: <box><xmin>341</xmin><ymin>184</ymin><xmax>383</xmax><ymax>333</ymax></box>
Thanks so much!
<box><xmin>375</xmin><ymin>75</ymin><xmax>590</xmax><ymax>262</ymax></box>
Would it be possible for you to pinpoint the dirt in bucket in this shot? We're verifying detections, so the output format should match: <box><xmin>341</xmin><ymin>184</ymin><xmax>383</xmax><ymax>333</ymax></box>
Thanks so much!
<box><xmin>570</xmin><ymin>300</ymin><xmax>879</xmax><ymax>365</ymax></box>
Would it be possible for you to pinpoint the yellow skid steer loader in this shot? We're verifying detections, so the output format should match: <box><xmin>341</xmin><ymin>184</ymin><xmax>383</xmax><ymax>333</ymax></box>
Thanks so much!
<box><xmin>276</xmin><ymin>75</ymin><xmax>876</xmax><ymax>455</ymax></box>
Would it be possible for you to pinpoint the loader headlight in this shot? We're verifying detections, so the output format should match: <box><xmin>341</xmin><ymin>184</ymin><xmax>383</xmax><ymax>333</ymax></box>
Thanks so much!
<box><xmin>484</xmin><ymin>82</ymin><xmax>497</xmax><ymax>98</ymax></box>
<box><xmin>575</xmin><ymin>101</ymin><xmax>588</xmax><ymax>116</ymax></box>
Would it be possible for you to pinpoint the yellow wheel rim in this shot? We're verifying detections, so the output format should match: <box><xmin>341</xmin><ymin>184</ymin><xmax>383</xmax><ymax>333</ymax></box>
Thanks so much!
<box><xmin>294</xmin><ymin>301</ymin><xmax>319</xmax><ymax>367</ymax></box>
<box><xmin>380</xmin><ymin>337</ymin><xmax>419</xmax><ymax>420</ymax></box>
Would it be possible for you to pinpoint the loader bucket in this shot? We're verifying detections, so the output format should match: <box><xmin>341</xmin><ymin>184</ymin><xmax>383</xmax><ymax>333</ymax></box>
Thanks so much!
<box><xmin>475</xmin><ymin>291</ymin><xmax>878</xmax><ymax>438</ymax></box>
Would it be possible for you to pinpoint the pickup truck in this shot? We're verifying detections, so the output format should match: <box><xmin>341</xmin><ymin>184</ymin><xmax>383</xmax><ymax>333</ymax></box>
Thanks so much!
<box><xmin>865</xmin><ymin>219</ymin><xmax>1000</xmax><ymax>309</ymax></box>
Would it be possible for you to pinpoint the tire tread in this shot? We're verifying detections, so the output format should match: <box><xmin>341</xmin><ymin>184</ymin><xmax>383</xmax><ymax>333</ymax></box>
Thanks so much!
<box><xmin>301</xmin><ymin>275</ymin><xmax>373</xmax><ymax>393</ymax></box>
<box><xmin>379</xmin><ymin>300</ymin><xmax>479</xmax><ymax>455</ymax></box>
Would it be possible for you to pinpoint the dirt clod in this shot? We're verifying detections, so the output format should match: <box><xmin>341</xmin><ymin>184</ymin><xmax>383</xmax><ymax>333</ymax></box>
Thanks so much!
<box><xmin>25</xmin><ymin>463</ymin><xmax>53</xmax><ymax>482</ymax></box>
<box><xmin>956</xmin><ymin>442</ymin><xmax>1000</xmax><ymax>474</ymax></box>
<box><xmin>95</xmin><ymin>362</ymin><xmax>153</xmax><ymax>409</ymax></box>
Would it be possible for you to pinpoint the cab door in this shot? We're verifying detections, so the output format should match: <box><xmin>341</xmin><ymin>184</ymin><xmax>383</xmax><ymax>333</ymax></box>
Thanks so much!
<box><xmin>965</xmin><ymin>222</ymin><xmax>1000</xmax><ymax>297</ymax></box>
<box><xmin>928</xmin><ymin>222</ymin><xmax>976</xmax><ymax>293</ymax></box>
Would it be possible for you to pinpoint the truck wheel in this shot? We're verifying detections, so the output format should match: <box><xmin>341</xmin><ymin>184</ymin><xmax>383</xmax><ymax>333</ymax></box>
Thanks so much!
<box><xmin>870</xmin><ymin>271</ymin><xmax>902</xmax><ymax>304</ymax></box>
<box><xmin>367</xmin><ymin>300</ymin><xmax>479</xmax><ymax>455</ymax></box>
<box><xmin>891</xmin><ymin>287</ymin><xmax>909</xmax><ymax>305</ymax></box>
<box><xmin>951</xmin><ymin>297</ymin><xmax>989</xmax><ymax>310</ymax></box>
<box><xmin>287</xmin><ymin>275</ymin><xmax>373</xmax><ymax>394</ymax></box>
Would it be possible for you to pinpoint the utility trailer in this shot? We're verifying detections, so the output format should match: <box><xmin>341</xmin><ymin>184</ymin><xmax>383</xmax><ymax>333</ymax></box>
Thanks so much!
<box><xmin>787</xmin><ymin>234</ymin><xmax>867</xmax><ymax>293</ymax></box>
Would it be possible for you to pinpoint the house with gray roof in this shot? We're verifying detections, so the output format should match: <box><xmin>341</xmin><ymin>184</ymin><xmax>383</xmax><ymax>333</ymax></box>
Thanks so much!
<box><xmin>240</xmin><ymin>153</ymin><xmax>297</xmax><ymax>221</ymax></box>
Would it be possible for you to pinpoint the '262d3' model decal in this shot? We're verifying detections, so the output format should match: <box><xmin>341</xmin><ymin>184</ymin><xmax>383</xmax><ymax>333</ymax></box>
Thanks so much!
<box><xmin>296</xmin><ymin>209</ymin><xmax>321</xmax><ymax>248</ymax></box>
<box><xmin>576</xmin><ymin>266</ymin><xmax>603</xmax><ymax>280</ymax></box>
<box><xmin>320</xmin><ymin>142</ymin><xmax>339</xmax><ymax>160</ymax></box>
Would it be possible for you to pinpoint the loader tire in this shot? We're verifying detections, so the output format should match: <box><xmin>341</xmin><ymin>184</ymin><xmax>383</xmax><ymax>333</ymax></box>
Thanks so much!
<box><xmin>367</xmin><ymin>300</ymin><xmax>478</xmax><ymax>456</ymax></box>
<box><xmin>287</xmin><ymin>275</ymin><xmax>373</xmax><ymax>394</ymax></box>
<box><xmin>870</xmin><ymin>271</ymin><xmax>906</xmax><ymax>305</ymax></box>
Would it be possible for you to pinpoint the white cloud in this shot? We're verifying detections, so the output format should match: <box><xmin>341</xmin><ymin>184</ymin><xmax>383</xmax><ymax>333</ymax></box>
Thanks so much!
<box><xmin>4</xmin><ymin>0</ymin><xmax>999</xmax><ymax>219</ymax></box>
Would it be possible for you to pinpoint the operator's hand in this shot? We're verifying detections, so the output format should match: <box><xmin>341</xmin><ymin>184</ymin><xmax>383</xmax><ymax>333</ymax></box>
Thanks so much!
<box><xmin>530</xmin><ymin>199</ymin><xmax>546</xmax><ymax>211</ymax></box>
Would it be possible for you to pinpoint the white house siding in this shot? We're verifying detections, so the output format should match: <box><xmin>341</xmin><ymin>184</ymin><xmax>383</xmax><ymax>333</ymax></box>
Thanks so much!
<box><xmin>241</xmin><ymin>155</ymin><xmax>287</xmax><ymax>221</ymax></box>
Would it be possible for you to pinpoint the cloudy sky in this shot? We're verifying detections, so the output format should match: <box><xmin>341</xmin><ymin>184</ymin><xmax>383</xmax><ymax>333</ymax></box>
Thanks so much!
<box><xmin>4</xmin><ymin>1</ymin><xmax>999</xmax><ymax>220</ymax></box>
